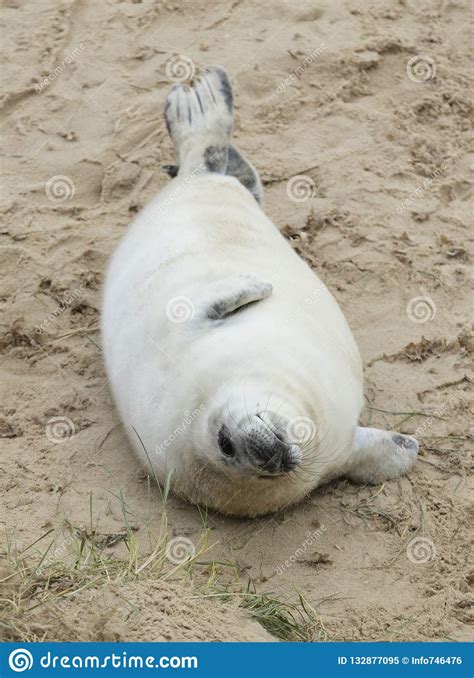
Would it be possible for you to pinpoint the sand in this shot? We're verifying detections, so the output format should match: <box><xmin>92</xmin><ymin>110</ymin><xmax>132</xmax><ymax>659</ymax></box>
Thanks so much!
<box><xmin>1</xmin><ymin>0</ymin><xmax>473</xmax><ymax>642</ymax></box>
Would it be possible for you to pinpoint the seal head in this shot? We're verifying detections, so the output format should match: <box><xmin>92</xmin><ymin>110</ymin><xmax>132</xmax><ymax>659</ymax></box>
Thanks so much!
<box><xmin>199</xmin><ymin>385</ymin><xmax>305</xmax><ymax>480</ymax></box>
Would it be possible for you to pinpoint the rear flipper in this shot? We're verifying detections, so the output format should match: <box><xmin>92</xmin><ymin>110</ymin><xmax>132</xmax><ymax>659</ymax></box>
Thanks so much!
<box><xmin>226</xmin><ymin>145</ymin><xmax>263</xmax><ymax>204</ymax></box>
<box><xmin>163</xmin><ymin>64</ymin><xmax>263</xmax><ymax>203</ymax></box>
<box><xmin>344</xmin><ymin>427</ymin><xmax>419</xmax><ymax>484</ymax></box>
<box><xmin>162</xmin><ymin>145</ymin><xmax>263</xmax><ymax>204</ymax></box>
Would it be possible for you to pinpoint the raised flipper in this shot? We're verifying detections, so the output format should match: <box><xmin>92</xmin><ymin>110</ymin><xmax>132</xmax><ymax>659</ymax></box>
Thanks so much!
<box><xmin>164</xmin><ymin>65</ymin><xmax>233</xmax><ymax>175</ymax></box>
<box><xmin>163</xmin><ymin>65</ymin><xmax>264</xmax><ymax>203</ymax></box>
<box><xmin>344</xmin><ymin>426</ymin><xmax>419</xmax><ymax>484</ymax></box>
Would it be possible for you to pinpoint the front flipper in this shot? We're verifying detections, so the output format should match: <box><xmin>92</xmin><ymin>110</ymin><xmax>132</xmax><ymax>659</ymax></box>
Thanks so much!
<box><xmin>344</xmin><ymin>426</ymin><xmax>419</xmax><ymax>484</ymax></box>
<box><xmin>202</xmin><ymin>276</ymin><xmax>272</xmax><ymax>321</ymax></box>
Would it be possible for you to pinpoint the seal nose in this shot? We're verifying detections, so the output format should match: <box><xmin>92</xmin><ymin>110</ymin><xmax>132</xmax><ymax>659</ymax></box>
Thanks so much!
<box><xmin>217</xmin><ymin>417</ymin><xmax>298</xmax><ymax>474</ymax></box>
<box><xmin>245</xmin><ymin>426</ymin><xmax>295</xmax><ymax>473</ymax></box>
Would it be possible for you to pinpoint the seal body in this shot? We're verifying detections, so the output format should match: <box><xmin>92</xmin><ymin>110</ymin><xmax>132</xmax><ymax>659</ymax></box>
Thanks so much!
<box><xmin>102</xmin><ymin>65</ymin><xmax>418</xmax><ymax>517</ymax></box>
<box><xmin>102</xmin><ymin>174</ymin><xmax>363</xmax><ymax>515</ymax></box>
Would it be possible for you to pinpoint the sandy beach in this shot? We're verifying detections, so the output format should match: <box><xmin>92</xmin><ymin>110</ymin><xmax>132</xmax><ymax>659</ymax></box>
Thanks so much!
<box><xmin>1</xmin><ymin>0</ymin><xmax>472</xmax><ymax>641</ymax></box>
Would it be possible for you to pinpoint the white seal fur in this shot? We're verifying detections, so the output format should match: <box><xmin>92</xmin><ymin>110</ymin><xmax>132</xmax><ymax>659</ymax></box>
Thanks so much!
<box><xmin>102</xmin><ymin>66</ymin><xmax>418</xmax><ymax>516</ymax></box>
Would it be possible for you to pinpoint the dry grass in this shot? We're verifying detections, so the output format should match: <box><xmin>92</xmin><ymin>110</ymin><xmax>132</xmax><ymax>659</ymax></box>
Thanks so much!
<box><xmin>0</xmin><ymin>480</ymin><xmax>322</xmax><ymax>642</ymax></box>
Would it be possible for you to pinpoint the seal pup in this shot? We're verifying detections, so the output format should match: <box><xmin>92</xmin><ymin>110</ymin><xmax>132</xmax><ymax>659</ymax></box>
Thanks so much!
<box><xmin>101</xmin><ymin>65</ymin><xmax>418</xmax><ymax>516</ymax></box>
